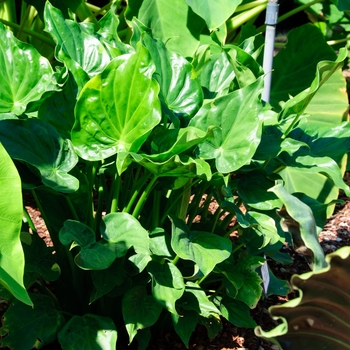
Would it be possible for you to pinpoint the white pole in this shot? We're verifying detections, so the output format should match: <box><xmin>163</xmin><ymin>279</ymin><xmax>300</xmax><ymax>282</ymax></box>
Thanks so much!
<box><xmin>262</xmin><ymin>0</ymin><xmax>279</xmax><ymax>103</ymax></box>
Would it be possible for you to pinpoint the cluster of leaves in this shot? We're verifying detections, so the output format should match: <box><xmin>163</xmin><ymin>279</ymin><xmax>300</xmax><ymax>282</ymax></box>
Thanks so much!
<box><xmin>0</xmin><ymin>0</ymin><xmax>349</xmax><ymax>349</ymax></box>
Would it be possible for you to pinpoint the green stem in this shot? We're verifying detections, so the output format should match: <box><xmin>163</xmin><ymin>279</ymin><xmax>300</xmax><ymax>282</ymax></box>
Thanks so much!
<box><xmin>95</xmin><ymin>181</ymin><xmax>104</xmax><ymax>236</ymax></box>
<box><xmin>172</xmin><ymin>255</ymin><xmax>180</xmax><ymax>265</ymax></box>
<box><xmin>235</xmin><ymin>0</ymin><xmax>267</xmax><ymax>13</ymax></box>
<box><xmin>123</xmin><ymin>170</ymin><xmax>150</xmax><ymax>213</ymax></box>
<box><xmin>65</xmin><ymin>195</ymin><xmax>80</xmax><ymax>221</ymax></box>
<box><xmin>226</xmin><ymin>4</ymin><xmax>267</xmax><ymax>40</ymax></box>
<box><xmin>224</xmin><ymin>223</ymin><xmax>240</xmax><ymax>238</ymax></box>
<box><xmin>75</xmin><ymin>1</ymin><xmax>99</xmax><ymax>25</ymax></box>
<box><xmin>210</xmin><ymin>207</ymin><xmax>222</xmax><ymax>234</ymax></box>
<box><xmin>23</xmin><ymin>205</ymin><xmax>38</xmax><ymax>235</ymax></box>
<box><xmin>151</xmin><ymin>190</ymin><xmax>161</xmax><ymax>229</ymax></box>
<box><xmin>132</xmin><ymin>175</ymin><xmax>158</xmax><ymax>218</ymax></box>
<box><xmin>327</xmin><ymin>37</ymin><xmax>350</xmax><ymax>46</ymax></box>
<box><xmin>232</xmin><ymin>243</ymin><xmax>244</xmax><ymax>254</ymax></box>
<box><xmin>0</xmin><ymin>18</ymin><xmax>55</xmax><ymax>46</ymax></box>
<box><xmin>110</xmin><ymin>172</ymin><xmax>121</xmax><ymax>213</ymax></box>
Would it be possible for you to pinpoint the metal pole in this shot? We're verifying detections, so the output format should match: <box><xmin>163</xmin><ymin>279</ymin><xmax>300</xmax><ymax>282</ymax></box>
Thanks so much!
<box><xmin>262</xmin><ymin>0</ymin><xmax>279</xmax><ymax>103</ymax></box>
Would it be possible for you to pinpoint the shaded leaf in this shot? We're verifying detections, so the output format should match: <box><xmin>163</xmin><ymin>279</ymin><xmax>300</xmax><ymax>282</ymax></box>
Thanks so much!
<box><xmin>58</xmin><ymin>314</ymin><xmax>117</xmax><ymax>350</ymax></box>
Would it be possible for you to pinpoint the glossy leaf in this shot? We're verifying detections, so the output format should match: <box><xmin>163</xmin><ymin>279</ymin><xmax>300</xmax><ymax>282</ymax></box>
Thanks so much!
<box><xmin>256</xmin><ymin>246</ymin><xmax>350</xmax><ymax>349</ymax></box>
<box><xmin>147</xmin><ymin>260</ymin><xmax>185</xmax><ymax>315</ymax></box>
<box><xmin>0</xmin><ymin>293</ymin><xmax>65</xmax><ymax>349</ymax></box>
<box><xmin>135</xmin><ymin>0</ymin><xmax>206</xmax><ymax>58</ymax></box>
<box><xmin>199</xmin><ymin>51</ymin><xmax>235</xmax><ymax>99</ymax></box>
<box><xmin>44</xmin><ymin>2</ymin><xmax>110</xmax><ymax>80</ymax></box>
<box><xmin>0</xmin><ymin>119</ymin><xmax>79</xmax><ymax>193</ymax></box>
<box><xmin>189</xmin><ymin>77</ymin><xmax>264</xmax><ymax>173</ymax></box>
<box><xmin>186</xmin><ymin>0</ymin><xmax>242</xmax><ymax>30</ymax></box>
<box><xmin>269</xmin><ymin>184</ymin><xmax>327</xmax><ymax>271</ymax></box>
<box><xmin>0</xmin><ymin>143</ymin><xmax>32</xmax><ymax>306</ymax></box>
<box><xmin>170</xmin><ymin>216</ymin><xmax>231</xmax><ymax>276</ymax></box>
<box><xmin>122</xmin><ymin>286</ymin><xmax>162</xmax><ymax>344</ymax></box>
<box><xmin>0</xmin><ymin>23</ymin><xmax>57</xmax><ymax>115</ymax></box>
<box><xmin>142</xmin><ymin>34</ymin><xmax>203</xmax><ymax>119</ymax></box>
<box><xmin>58</xmin><ymin>314</ymin><xmax>117</xmax><ymax>350</ymax></box>
<box><xmin>72</xmin><ymin>43</ymin><xmax>161</xmax><ymax>173</ymax></box>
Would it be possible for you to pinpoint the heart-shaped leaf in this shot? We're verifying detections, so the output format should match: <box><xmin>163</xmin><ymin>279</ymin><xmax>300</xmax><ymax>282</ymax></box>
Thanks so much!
<box><xmin>147</xmin><ymin>260</ymin><xmax>185</xmax><ymax>315</ymax></box>
<box><xmin>189</xmin><ymin>77</ymin><xmax>264</xmax><ymax>173</ymax></box>
<box><xmin>0</xmin><ymin>119</ymin><xmax>79</xmax><ymax>193</ymax></box>
<box><xmin>72</xmin><ymin>42</ymin><xmax>161</xmax><ymax>173</ymax></box>
<box><xmin>58</xmin><ymin>314</ymin><xmax>117</xmax><ymax>350</ymax></box>
<box><xmin>122</xmin><ymin>286</ymin><xmax>162</xmax><ymax>344</ymax></box>
<box><xmin>0</xmin><ymin>23</ymin><xmax>57</xmax><ymax>115</ymax></box>
<box><xmin>170</xmin><ymin>216</ymin><xmax>231</xmax><ymax>276</ymax></box>
<box><xmin>0</xmin><ymin>293</ymin><xmax>65</xmax><ymax>349</ymax></box>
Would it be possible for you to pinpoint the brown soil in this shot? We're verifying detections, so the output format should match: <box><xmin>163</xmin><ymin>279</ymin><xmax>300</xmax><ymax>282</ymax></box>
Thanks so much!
<box><xmin>2</xmin><ymin>188</ymin><xmax>350</xmax><ymax>350</ymax></box>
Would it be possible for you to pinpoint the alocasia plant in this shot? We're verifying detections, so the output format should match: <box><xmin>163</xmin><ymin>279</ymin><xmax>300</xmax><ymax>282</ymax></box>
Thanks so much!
<box><xmin>0</xmin><ymin>1</ymin><xmax>349</xmax><ymax>349</ymax></box>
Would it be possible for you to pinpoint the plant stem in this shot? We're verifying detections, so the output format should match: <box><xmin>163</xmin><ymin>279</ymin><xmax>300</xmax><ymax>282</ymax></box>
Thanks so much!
<box><xmin>65</xmin><ymin>195</ymin><xmax>80</xmax><ymax>221</ymax></box>
<box><xmin>0</xmin><ymin>18</ymin><xmax>55</xmax><ymax>46</ymax></box>
<box><xmin>23</xmin><ymin>205</ymin><xmax>38</xmax><ymax>235</ymax></box>
<box><xmin>110</xmin><ymin>172</ymin><xmax>121</xmax><ymax>213</ymax></box>
<box><xmin>235</xmin><ymin>0</ymin><xmax>267</xmax><ymax>13</ymax></box>
<box><xmin>224</xmin><ymin>223</ymin><xmax>240</xmax><ymax>238</ymax></box>
<box><xmin>132</xmin><ymin>174</ymin><xmax>158</xmax><ymax>218</ymax></box>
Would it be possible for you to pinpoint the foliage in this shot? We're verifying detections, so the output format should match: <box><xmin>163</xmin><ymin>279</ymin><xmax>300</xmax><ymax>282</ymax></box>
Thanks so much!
<box><xmin>256</xmin><ymin>246</ymin><xmax>350</xmax><ymax>350</ymax></box>
<box><xmin>0</xmin><ymin>0</ymin><xmax>349</xmax><ymax>349</ymax></box>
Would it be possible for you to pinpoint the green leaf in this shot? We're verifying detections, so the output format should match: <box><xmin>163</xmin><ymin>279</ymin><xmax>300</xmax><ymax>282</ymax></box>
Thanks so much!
<box><xmin>135</xmin><ymin>0</ymin><xmax>206</xmax><ymax>58</ymax></box>
<box><xmin>186</xmin><ymin>0</ymin><xmax>242</xmax><ymax>30</ymax></box>
<box><xmin>58</xmin><ymin>314</ymin><xmax>117</xmax><ymax>350</ymax></box>
<box><xmin>0</xmin><ymin>293</ymin><xmax>65</xmax><ymax>349</ymax></box>
<box><xmin>170</xmin><ymin>216</ymin><xmax>232</xmax><ymax>276</ymax></box>
<box><xmin>256</xmin><ymin>246</ymin><xmax>350</xmax><ymax>349</ymax></box>
<box><xmin>0</xmin><ymin>23</ymin><xmax>57</xmax><ymax>115</ymax></box>
<box><xmin>44</xmin><ymin>3</ymin><xmax>110</xmax><ymax>81</ymax></box>
<box><xmin>122</xmin><ymin>286</ymin><xmax>162</xmax><ymax>344</ymax></box>
<box><xmin>147</xmin><ymin>260</ymin><xmax>185</xmax><ymax>315</ymax></box>
<box><xmin>90</xmin><ymin>258</ymin><xmax>126</xmax><ymax>303</ymax></box>
<box><xmin>22</xmin><ymin>233</ymin><xmax>60</xmax><ymax>282</ymax></box>
<box><xmin>59</xmin><ymin>220</ymin><xmax>117</xmax><ymax>270</ymax></box>
<box><xmin>0</xmin><ymin>143</ymin><xmax>32</xmax><ymax>306</ymax></box>
<box><xmin>38</xmin><ymin>74</ymin><xmax>77</xmax><ymax>139</ymax></box>
<box><xmin>180</xmin><ymin>281</ymin><xmax>220</xmax><ymax>317</ymax></box>
<box><xmin>0</xmin><ymin>119</ymin><xmax>79</xmax><ymax>193</ymax></box>
<box><xmin>101</xmin><ymin>212</ymin><xmax>150</xmax><ymax>256</ymax></box>
<box><xmin>199</xmin><ymin>51</ymin><xmax>235</xmax><ymax>99</ymax></box>
<box><xmin>189</xmin><ymin>77</ymin><xmax>264</xmax><ymax>173</ymax></box>
<box><xmin>171</xmin><ymin>310</ymin><xmax>198</xmax><ymax>348</ymax></box>
<box><xmin>72</xmin><ymin>43</ymin><xmax>161</xmax><ymax>173</ymax></box>
<box><xmin>142</xmin><ymin>34</ymin><xmax>203</xmax><ymax>119</ymax></box>
<box><xmin>237</xmin><ymin>171</ymin><xmax>282</xmax><ymax>210</ymax></box>
<box><xmin>271</xmin><ymin>24</ymin><xmax>337</xmax><ymax>111</ymax></box>
<box><xmin>220</xmin><ymin>296</ymin><xmax>257</xmax><ymax>328</ymax></box>
<box><xmin>269</xmin><ymin>184</ymin><xmax>327</xmax><ymax>271</ymax></box>
<box><xmin>278</xmin><ymin>47</ymin><xmax>347</xmax><ymax>119</ymax></box>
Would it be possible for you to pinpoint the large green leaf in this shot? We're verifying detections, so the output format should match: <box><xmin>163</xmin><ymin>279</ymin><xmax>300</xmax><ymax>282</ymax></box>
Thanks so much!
<box><xmin>189</xmin><ymin>77</ymin><xmax>264</xmax><ymax>173</ymax></box>
<box><xmin>0</xmin><ymin>143</ymin><xmax>32</xmax><ymax>306</ymax></box>
<box><xmin>101</xmin><ymin>212</ymin><xmax>150</xmax><ymax>256</ymax></box>
<box><xmin>134</xmin><ymin>0</ymin><xmax>206</xmax><ymax>58</ymax></box>
<box><xmin>72</xmin><ymin>43</ymin><xmax>161</xmax><ymax>173</ymax></box>
<box><xmin>122</xmin><ymin>286</ymin><xmax>162</xmax><ymax>344</ymax></box>
<box><xmin>58</xmin><ymin>314</ymin><xmax>117</xmax><ymax>350</ymax></box>
<box><xmin>0</xmin><ymin>23</ymin><xmax>57</xmax><ymax>115</ymax></box>
<box><xmin>0</xmin><ymin>119</ymin><xmax>79</xmax><ymax>193</ymax></box>
<box><xmin>269</xmin><ymin>184</ymin><xmax>327</xmax><ymax>271</ymax></box>
<box><xmin>186</xmin><ymin>0</ymin><xmax>242</xmax><ymax>30</ymax></box>
<box><xmin>142</xmin><ymin>34</ymin><xmax>203</xmax><ymax>120</ymax></box>
<box><xmin>278</xmin><ymin>47</ymin><xmax>347</xmax><ymax>120</ymax></box>
<box><xmin>44</xmin><ymin>2</ymin><xmax>110</xmax><ymax>83</ymax></box>
<box><xmin>256</xmin><ymin>246</ymin><xmax>350</xmax><ymax>349</ymax></box>
<box><xmin>0</xmin><ymin>293</ymin><xmax>65</xmax><ymax>349</ymax></box>
<box><xmin>170</xmin><ymin>216</ymin><xmax>232</xmax><ymax>276</ymax></box>
<box><xmin>147</xmin><ymin>260</ymin><xmax>185</xmax><ymax>315</ymax></box>
<box><xmin>270</xmin><ymin>24</ymin><xmax>337</xmax><ymax>110</ymax></box>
